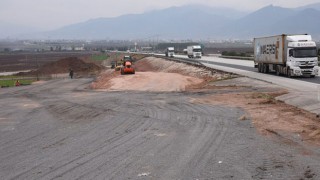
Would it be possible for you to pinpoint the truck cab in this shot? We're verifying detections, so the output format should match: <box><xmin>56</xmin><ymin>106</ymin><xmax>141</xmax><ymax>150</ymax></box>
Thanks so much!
<box><xmin>165</xmin><ymin>47</ymin><xmax>175</xmax><ymax>57</ymax></box>
<box><xmin>286</xmin><ymin>37</ymin><xmax>318</xmax><ymax>77</ymax></box>
<box><xmin>187</xmin><ymin>45</ymin><xmax>202</xmax><ymax>58</ymax></box>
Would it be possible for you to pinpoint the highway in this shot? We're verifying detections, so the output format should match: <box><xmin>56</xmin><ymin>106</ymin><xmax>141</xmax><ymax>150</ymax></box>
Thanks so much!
<box><xmin>154</xmin><ymin>54</ymin><xmax>320</xmax><ymax>93</ymax></box>
<box><xmin>153</xmin><ymin>53</ymin><xmax>320</xmax><ymax>114</ymax></box>
<box><xmin>173</xmin><ymin>54</ymin><xmax>320</xmax><ymax>84</ymax></box>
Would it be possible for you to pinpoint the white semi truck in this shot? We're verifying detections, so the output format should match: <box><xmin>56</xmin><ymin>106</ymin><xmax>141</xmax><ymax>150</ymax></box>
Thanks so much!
<box><xmin>165</xmin><ymin>47</ymin><xmax>175</xmax><ymax>57</ymax></box>
<box><xmin>187</xmin><ymin>45</ymin><xmax>202</xmax><ymax>58</ymax></box>
<box><xmin>254</xmin><ymin>34</ymin><xmax>319</xmax><ymax>78</ymax></box>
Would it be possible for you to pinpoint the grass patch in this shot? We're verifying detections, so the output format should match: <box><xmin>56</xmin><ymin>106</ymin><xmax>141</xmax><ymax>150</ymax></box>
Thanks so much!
<box><xmin>91</xmin><ymin>54</ymin><xmax>109</xmax><ymax>61</ymax></box>
<box><xmin>0</xmin><ymin>75</ymin><xmax>20</xmax><ymax>79</ymax></box>
<box><xmin>251</xmin><ymin>92</ymin><xmax>277</xmax><ymax>104</ymax></box>
<box><xmin>251</xmin><ymin>93</ymin><xmax>274</xmax><ymax>99</ymax></box>
<box><xmin>209</xmin><ymin>74</ymin><xmax>239</xmax><ymax>83</ymax></box>
<box><xmin>0</xmin><ymin>79</ymin><xmax>34</xmax><ymax>87</ymax></box>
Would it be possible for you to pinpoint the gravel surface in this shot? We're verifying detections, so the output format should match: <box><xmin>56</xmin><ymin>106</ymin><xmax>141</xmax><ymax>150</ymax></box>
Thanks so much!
<box><xmin>1</xmin><ymin>78</ymin><xmax>320</xmax><ymax>179</ymax></box>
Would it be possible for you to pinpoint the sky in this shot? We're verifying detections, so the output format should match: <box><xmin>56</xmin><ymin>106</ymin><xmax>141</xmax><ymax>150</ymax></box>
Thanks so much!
<box><xmin>0</xmin><ymin>0</ymin><xmax>319</xmax><ymax>30</ymax></box>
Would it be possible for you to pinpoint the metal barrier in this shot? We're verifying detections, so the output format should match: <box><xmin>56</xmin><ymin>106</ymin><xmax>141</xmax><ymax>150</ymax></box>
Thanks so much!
<box><xmin>153</xmin><ymin>55</ymin><xmax>204</xmax><ymax>67</ymax></box>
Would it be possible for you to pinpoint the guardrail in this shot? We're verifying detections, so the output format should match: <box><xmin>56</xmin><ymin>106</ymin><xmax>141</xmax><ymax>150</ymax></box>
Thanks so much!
<box><xmin>151</xmin><ymin>54</ymin><xmax>239</xmax><ymax>76</ymax></box>
<box><xmin>220</xmin><ymin>55</ymin><xmax>254</xmax><ymax>61</ymax></box>
<box><xmin>153</xmin><ymin>54</ymin><xmax>204</xmax><ymax>67</ymax></box>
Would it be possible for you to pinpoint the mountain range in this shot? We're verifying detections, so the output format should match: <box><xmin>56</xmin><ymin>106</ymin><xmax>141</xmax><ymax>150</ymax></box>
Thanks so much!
<box><xmin>2</xmin><ymin>3</ymin><xmax>320</xmax><ymax>40</ymax></box>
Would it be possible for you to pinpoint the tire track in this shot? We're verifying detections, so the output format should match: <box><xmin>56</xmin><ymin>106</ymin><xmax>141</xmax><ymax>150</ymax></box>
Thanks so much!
<box><xmin>2</xmin><ymin>79</ymin><xmax>320</xmax><ymax>179</ymax></box>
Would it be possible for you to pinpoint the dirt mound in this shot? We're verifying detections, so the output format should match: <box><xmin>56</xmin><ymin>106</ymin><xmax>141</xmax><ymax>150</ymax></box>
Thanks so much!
<box><xmin>134</xmin><ymin>57</ymin><xmax>235</xmax><ymax>79</ymax></box>
<box><xmin>38</xmin><ymin>57</ymin><xmax>103</xmax><ymax>74</ymax></box>
<box><xmin>91</xmin><ymin>57</ymin><xmax>236</xmax><ymax>91</ymax></box>
<box><xmin>90</xmin><ymin>70</ymin><xmax>120</xmax><ymax>89</ymax></box>
<box><xmin>19</xmin><ymin>57</ymin><xmax>104</xmax><ymax>76</ymax></box>
<box><xmin>94</xmin><ymin>72</ymin><xmax>202</xmax><ymax>92</ymax></box>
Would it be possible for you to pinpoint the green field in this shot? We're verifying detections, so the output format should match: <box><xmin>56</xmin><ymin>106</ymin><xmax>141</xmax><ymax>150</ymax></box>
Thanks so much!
<box><xmin>0</xmin><ymin>79</ymin><xmax>34</xmax><ymax>87</ymax></box>
<box><xmin>91</xmin><ymin>54</ymin><xmax>109</xmax><ymax>61</ymax></box>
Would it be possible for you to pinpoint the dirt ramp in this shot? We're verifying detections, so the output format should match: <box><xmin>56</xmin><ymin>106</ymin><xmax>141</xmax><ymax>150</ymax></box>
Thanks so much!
<box><xmin>107</xmin><ymin>72</ymin><xmax>202</xmax><ymax>92</ymax></box>
<box><xmin>92</xmin><ymin>56</ymin><xmax>237</xmax><ymax>92</ymax></box>
<box><xmin>135</xmin><ymin>57</ymin><xmax>214</xmax><ymax>78</ymax></box>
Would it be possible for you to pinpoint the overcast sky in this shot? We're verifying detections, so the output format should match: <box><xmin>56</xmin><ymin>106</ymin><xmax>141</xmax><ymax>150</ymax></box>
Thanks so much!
<box><xmin>0</xmin><ymin>0</ymin><xmax>319</xmax><ymax>30</ymax></box>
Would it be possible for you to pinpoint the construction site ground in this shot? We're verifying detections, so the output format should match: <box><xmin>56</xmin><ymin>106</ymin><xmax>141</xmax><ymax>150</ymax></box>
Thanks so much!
<box><xmin>1</xmin><ymin>56</ymin><xmax>320</xmax><ymax>179</ymax></box>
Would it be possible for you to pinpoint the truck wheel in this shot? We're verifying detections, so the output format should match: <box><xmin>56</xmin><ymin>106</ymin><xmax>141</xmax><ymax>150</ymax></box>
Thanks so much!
<box><xmin>265</xmin><ymin>64</ymin><xmax>269</xmax><ymax>73</ymax></box>
<box><xmin>262</xmin><ymin>64</ymin><xmax>266</xmax><ymax>73</ymax></box>
<box><xmin>258</xmin><ymin>63</ymin><xmax>262</xmax><ymax>73</ymax></box>
<box><xmin>276</xmin><ymin>66</ymin><xmax>280</xmax><ymax>76</ymax></box>
<box><xmin>287</xmin><ymin>68</ymin><xmax>292</xmax><ymax>78</ymax></box>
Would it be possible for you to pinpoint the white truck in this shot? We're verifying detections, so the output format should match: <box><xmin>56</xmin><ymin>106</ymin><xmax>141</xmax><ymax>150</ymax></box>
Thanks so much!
<box><xmin>254</xmin><ymin>34</ymin><xmax>319</xmax><ymax>78</ymax></box>
<box><xmin>165</xmin><ymin>47</ymin><xmax>175</xmax><ymax>57</ymax></box>
<box><xmin>187</xmin><ymin>45</ymin><xmax>202</xmax><ymax>58</ymax></box>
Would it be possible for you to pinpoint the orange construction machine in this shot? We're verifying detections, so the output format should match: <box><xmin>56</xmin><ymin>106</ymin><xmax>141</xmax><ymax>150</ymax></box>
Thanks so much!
<box><xmin>120</xmin><ymin>60</ymin><xmax>135</xmax><ymax>75</ymax></box>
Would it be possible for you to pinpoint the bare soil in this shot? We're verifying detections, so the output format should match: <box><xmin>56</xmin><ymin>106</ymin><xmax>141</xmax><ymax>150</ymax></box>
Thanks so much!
<box><xmin>0</xmin><ymin>52</ymin><xmax>93</xmax><ymax>72</ymax></box>
<box><xmin>1</xmin><ymin>56</ymin><xmax>320</xmax><ymax>179</ymax></box>
<box><xmin>191</xmin><ymin>91</ymin><xmax>320</xmax><ymax>146</ymax></box>
<box><xmin>91</xmin><ymin>57</ymin><xmax>235</xmax><ymax>91</ymax></box>
<box><xmin>18</xmin><ymin>57</ymin><xmax>105</xmax><ymax>77</ymax></box>
<box><xmin>93</xmin><ymin>56</ymin><xmax>320</xmax><ymax>147</ymax></box>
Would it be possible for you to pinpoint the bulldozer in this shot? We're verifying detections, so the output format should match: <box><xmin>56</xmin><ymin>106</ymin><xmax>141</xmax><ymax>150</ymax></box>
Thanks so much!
<box><xmin>115</xmin><ymin>55</ymin><xmax>132</xmax><ymax>71</ymax></box>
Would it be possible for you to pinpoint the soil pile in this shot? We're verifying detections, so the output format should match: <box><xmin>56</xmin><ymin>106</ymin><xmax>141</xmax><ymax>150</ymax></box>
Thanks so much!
<box><xmin>134</xmin><ymin>57</ymin><xmax>234</xmax><ymax>79</ymax></box>
<box><xmin>91</xmin><ymin>57</ymin><xmax>236</xmax><ymax>91</ymax></box>
<box><xmin>38</xmin><ymin>57</ymin><xmax>103</xmax><ymax>74</ymax></box>
<box><xmin>19</xmin><ymin>57</ymin><xmax>104</xmax><ymax>76</ymax></box>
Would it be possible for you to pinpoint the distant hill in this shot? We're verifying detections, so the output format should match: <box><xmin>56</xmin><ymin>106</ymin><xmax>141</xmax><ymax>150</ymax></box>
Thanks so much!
<box><xmin>274</xmin><ymin>8</ymin><xmax>320</xmax><ymax>40</ymax></box>
<box><xmin>9</xmin><ymin>3</ymin><xmax>320</xmax><ymax>40</ymax></box>
<box><xmin>37</xmin><ymin>5</ymin><xmax>233</xmax><ymax>40</ymax></box>
<box><xmin>296</xmin><ymin>2</ymin><xmax>320</xmax><ymax>11</ymax></box>
<box><xmin>218</xmin><ymin>5</ymin><xmax>297</xmax><ymax>38</ymax></box>
<box><xmin>216</xmin><ymin>5</ymin><xmax>320</xmax><ymax>39</ymax></box>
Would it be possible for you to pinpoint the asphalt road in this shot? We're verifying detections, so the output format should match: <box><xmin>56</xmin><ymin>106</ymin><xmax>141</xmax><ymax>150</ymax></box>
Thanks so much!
<box><xmin>1</xmin><ymin>79</ymin><xmax>320</xmax><ymax>179</ymax></box>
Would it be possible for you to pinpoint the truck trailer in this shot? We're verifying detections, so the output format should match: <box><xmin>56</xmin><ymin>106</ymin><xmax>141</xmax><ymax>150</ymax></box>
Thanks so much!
<box><xmin>187</xmin><ymin>45</ymin><xmax>202</xmax><ymax>58</ymax></box>
<box><xmin>254</xmin><ymin>34</ymin><xmax>319</xmax><ymax>77</ymax></box>
<box><xmin>165</xmin><ymin>47</ymin><xmax>175</xmax><ymax>57</ymax></box>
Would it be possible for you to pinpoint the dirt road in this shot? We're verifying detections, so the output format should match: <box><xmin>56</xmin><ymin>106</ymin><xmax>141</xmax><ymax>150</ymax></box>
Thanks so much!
<box><xmin>1</xmin><ymin>77</ymin><xmax>320</xmax><ymax>179</ymax></box>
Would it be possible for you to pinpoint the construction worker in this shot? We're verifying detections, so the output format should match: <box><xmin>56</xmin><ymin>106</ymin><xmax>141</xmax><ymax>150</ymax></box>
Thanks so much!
<box><xmin>15</xmin><ymin>80</ymin><xmax>21</xmax><ymax>86</ymax></box>
<box><xmin>69</xmin><ymin>69</ymin><xmax>74</xmax><ymax>79</ymax></box>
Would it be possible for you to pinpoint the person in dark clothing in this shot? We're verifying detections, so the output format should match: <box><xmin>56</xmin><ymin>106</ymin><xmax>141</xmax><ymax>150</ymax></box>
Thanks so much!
<box><xmin>69</xmin><ymin>69</ymin><xmax>74</xmax><ymax>79</ymax></box>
